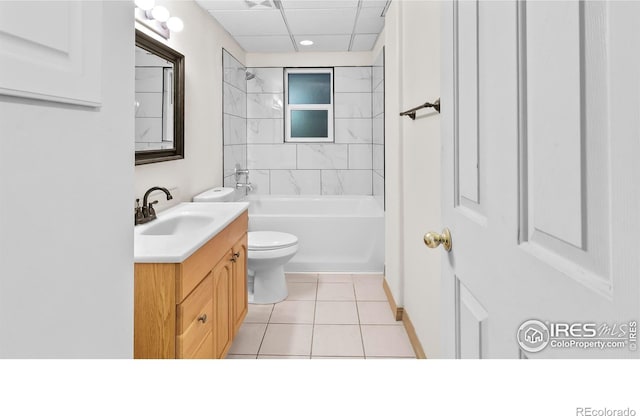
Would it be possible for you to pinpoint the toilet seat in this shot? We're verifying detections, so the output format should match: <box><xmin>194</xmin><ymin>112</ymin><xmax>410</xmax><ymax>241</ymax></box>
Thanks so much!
<box><xmin>248</xmin><ymin>231</ymin><xmax>298</xmax><ymax>251</ymax></box>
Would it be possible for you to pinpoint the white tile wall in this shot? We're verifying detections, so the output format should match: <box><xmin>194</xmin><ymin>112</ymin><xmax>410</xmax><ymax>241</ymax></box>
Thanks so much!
<box><xmin>223</xmin><ymin>50</ymin><xmax>248</xmax><ymax>189</ymax></box>
<box><xmin>224</xmin><ymin>83</ymin><xmax>246</xmax><ymax>118</ymax></box>
<box><xmin>270</xmin><ymin>170</ymin><xmax>321</xmax><ymax>195</ymax></box>
<box><xmin>247</xmin><ymin>119</ymin><xmax>284</xmax><ymax>144</ymax></box>
<box><xmin>226</xmin><ymin>64</ymin><xmax>383</xmax><ymax>197</ymax></box>
<box><xmin>335</xmin><ymin>93</ymin><xmax>372</xmax><ymax>118</ymax></box>
<box><xmin>373</xmin><ymin>116</ymin><xmax>384</xmax><ymax>145</ymax></box>
<box><xmin>373</xmin><ymin>144</ymin><xmax>384</xmax><ymax>175</ymax></box>
<box><xmin>135</xmin><ymin>118</ymin><xmax>162</xmax><ymax>142</ymax></box>
<box><xmin>135</xmin><ymin>67</ymin><xmax>163</xmax><ymax>93</ymax></box>
<box><xmin>372</xmin><ymin>50</ymin><xmax>385</xmax><ymax>209</ymax></box>
<box><xmin>334</xmin><ymin>67</ymin><xmax>372</xmax><ymax>93</ymax></box>
<box><xmin>373</xmin><ymin>172</ymin><xmax>384</xmax><ymax>208</ymax></box>
<box><xmin>247</xmin><ymin>68</ymin><xmax>284</xmax><ymax>93</ymax></box>
<box><xmin>247</xmin><ymin>144</ymin><xmax>297</xmax><ymax>170</ymax></box>
<box><xmin>297</xmin><ymin>144</ymin><xmax>348</xmax><ymax>170</ymax></box>
<box><xmin>321</xmin><ymin>170</ymin><xmax>372</xmax><ymax>195</ymax></box>
<box><xmin>223</xmin><ymin>51</ymin><xmax>246</xmax><ymax>92</ymax></box>
<box><xmin>373</xmin><ymin>91</ymin><xmax>384</xmax><ymax>117</ymax></box>
<box><xmin>335</xmin><ymin>118</ymin><xmax>372</xmax><ymax>144</ymax></box>
<box><xmin>247</xmin><ymin>93</ymin><xmax>284</xmax><ymax>119</ymax></box>
<box><xmin>248</xmin><ymin>169</ymin><xmax>270</xmax><ymax>195</ymax></box>
<box><xmin>224</xmin><ymin>114</ymin><xmax>246</xmax><ymax>145</ymax></box>
<box><xmin>373</xmin><ymin>62</ymin><xmax>384</xmax><ymax>92</ymax></box>
<box><xmin>224</xmin><ymin>144</ymin><xmax>247</xmax><ymax>177</ymax></box>
<box><xmin>135</xmin><ymin>92</ymin><xmax>163</xmax><ymax>117</ymax></box>
<box><xmin>348</xmin><ymin>144</ymin><xmax>373</xmax><ymax>169</ymax></box>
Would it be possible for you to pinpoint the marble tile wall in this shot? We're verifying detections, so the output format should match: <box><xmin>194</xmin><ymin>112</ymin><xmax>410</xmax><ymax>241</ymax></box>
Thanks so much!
<box><xmin>372</xmin><ymin>50</ymin><xmax>385</xmax><ymax>209</ymax></box>
<box><xmin>135</xmin><ymin>67</ymin><xmax>164</xmax><ymax>149</ymax></box>
<box><xmin>244</xmin><ymin>66</ymin><xmax>375</xmax><ymax>196</ymax></box>
<box><xmin>222</xmin><ymin>50</ymin><xmax>247</xmax><ymax>192</ymax></box>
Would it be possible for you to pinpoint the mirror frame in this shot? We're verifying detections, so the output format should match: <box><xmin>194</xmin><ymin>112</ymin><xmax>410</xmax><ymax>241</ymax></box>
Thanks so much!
<box><xmin>135</xmin><ymin>30</ymin><xmax>185</xmax><ymax>165</ymax></box>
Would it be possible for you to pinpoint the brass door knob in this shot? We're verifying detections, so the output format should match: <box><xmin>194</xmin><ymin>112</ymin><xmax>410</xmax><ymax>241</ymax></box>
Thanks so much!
<box><xmin>423</xmin><ymin>228</ymin><xmax>452</xmax><ymax>252</ymax></box>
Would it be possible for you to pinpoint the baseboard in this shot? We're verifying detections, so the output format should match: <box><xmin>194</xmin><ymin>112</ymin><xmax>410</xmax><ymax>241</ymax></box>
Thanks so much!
<box><xmin>382</xmin><ymin>277</ymin><xmax>427</xmax><ymax>359</ymax></box>
<box><xmin>382</xmin><ymin>277</ymin><xmax>403</xmax><ymax>321</ymax></box>
<box><xmin>401</xmin><ymin>310</ymin><xmax>427</xmax><ymax>359</ymax></box>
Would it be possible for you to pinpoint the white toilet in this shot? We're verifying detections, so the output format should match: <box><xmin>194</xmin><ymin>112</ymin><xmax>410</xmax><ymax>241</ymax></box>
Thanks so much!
<box><xmin>192</xmin><ymin>187</ymin><xmax>298</xmax><ymax>304</ymax></box>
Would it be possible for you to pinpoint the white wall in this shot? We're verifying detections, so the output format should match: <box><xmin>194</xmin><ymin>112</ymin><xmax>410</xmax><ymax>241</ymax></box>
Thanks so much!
<box><xmin>0</xmin><ymin>1</ymin><xmax>134</xmax><ymax>357</ymax></box>
<box><xmin>376</xmin><ymin>2</ymin><xmax>405</xmax><ymax>313</ymax></box>
<box><xmin>399</xmin><ymin>1</ymin><xmax>441</xmax><ymax>358</ymax></box>
<box><xmin>134</xmin><ymin>0</ymin><xmax>246</xmax><ymax>207</ymax></box>
<box><xmin>246</xmin><ymin>51</ymin><xmax>372</xmax><ymax>68</ymax></box>
<box><xmin>381</xmin><ymin>0</ymin><xmax>442</xmax><ymax>358</ymax></box>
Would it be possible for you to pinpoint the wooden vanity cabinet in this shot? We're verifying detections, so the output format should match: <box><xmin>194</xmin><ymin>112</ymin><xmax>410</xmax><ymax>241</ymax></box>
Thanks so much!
<box><xmin>134</xmin><ymin>211</ymin><xmax>248</xmax><ymax>359</ymax></box>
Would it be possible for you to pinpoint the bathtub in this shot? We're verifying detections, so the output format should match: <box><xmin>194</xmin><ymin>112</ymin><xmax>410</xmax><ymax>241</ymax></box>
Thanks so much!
<box><xmin>247</xmin><ymin>195</ymin><xmax>384</xmax><ymax>273</ymax></box>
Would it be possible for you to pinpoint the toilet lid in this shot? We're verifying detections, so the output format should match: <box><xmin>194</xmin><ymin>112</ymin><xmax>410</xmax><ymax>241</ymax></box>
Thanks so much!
<box><xmin>248</xmin><ymin>231</ymin><xmax>298</xmax><ymax>250</ymax></box>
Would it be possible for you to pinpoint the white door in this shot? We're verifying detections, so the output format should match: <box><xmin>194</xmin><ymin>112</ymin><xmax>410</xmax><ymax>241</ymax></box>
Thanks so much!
<box><xmin>439</xmin><ymin>1</ymin><xmax>639</xmax><ymax>358</ymax></box>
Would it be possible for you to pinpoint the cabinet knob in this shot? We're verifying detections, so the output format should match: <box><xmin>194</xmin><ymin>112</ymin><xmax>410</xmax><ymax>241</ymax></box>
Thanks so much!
<box><xmin>233</xmin><ymin>252</ymin><xmax>240</xmax><ymax>258</ymax></box>
<box><xmin>197</xmin><ymin>314</ymin><xmax>207</xmax><ymax>324</ymax></box>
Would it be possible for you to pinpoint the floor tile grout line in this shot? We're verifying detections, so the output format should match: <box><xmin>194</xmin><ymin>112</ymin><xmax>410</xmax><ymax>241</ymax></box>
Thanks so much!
<box><xmin>352</xmin><ymin>278</ymin><xmax>368</xmax><ymax>359</ymax></box>
<box><xmin>309</xmin><ymin>278</ymin><xmax>319</xmax><ymax>359</ymax></box>
<box><xmin>255</xmin><ymin>304</ymin><xmax>275</xmax><ymax>357</ymax></box>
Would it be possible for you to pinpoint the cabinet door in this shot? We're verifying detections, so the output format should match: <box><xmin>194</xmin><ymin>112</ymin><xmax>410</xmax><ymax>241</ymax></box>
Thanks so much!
<box><xmin>176</xmin><ymin>273</ymin><xmax>214</xmax><ymax>359</ymax></box>
<box><xmin>231</xmin><ymin>234</ymin><xmax>248</xmax><ymax>335</ymax></box>
<box><xmin>211</xmin><ymin>254</ymin><xmax>233</xmax><ymax>359</ymax></box>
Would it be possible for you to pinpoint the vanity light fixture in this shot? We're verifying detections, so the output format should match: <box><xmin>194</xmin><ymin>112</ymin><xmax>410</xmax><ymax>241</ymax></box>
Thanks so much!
<box><xmin>166</xmin><ymin>16</ymin><xmax>184</xmax><ymax>32</ymax></box>
<box><xmin>299</xmin><ymin>40</ymin><xmax>314</xmax><ymax>46</ymax></box>
<box><xmin>134</xmin><ymin>0</ymin><xmax>184</xmax><ymax>40</ymax></box>
<box><xmin>150</xmin><ymin>5</ymin><xmax>170</xmax><ymax>22</ymax></box>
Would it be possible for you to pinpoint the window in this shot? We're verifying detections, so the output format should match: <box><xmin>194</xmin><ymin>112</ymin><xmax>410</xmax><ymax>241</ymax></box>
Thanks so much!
<box><xmin>284</xmin><ymin>68</ymin><xmax>334</xmax><ymax>143</ymax></box>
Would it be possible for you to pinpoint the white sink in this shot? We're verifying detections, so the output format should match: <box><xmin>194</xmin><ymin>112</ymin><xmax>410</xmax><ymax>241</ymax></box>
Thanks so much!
<box><xmin>134</xmin><ymin>202</ymin><xmax>248</xmax><ymax>263</ymax></box>
<box><xmin>139</xmin><ymin>214</ymin><xmax>215</xmax><ymax>236</ymax></box>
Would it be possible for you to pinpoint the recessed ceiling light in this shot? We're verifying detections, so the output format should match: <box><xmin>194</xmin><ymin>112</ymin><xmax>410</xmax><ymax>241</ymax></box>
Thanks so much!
<box><xmin>299</xmin><ymin>40</ymin><xmax>314</xmax><ymax>46</ymax></box>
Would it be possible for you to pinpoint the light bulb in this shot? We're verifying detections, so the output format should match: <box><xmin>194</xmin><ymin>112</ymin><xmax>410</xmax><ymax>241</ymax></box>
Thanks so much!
<box><xmin>151</xmin><ymin>5</ymin><xmax>170</xmax><ymax>22</ymax></box>
<box><xmin>167</xmin><ymin>16</ymin><xmax>184</xmax><ymax>32</ymax></box>
<box><xmin>134</xmin><ymin>0</ymin><xmax>155</xmax><ymax>11</ymax></box>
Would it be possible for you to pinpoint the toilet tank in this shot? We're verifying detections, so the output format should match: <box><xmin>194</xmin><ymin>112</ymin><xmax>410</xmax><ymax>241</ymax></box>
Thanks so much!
<box><xmin>192</xmin><ymin>187</ymin><xmax>236</xmax><ymax>202</ymax></box>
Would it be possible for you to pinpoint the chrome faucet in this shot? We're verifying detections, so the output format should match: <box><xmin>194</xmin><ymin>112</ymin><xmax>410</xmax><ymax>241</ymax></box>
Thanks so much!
<box><xmin>235</xmin><ymin>168</ymin><xmax>249</xmax><ymax>182</ymax></box>
<box><xmin>235</xmin><ymin>182</ymin><xmax>253</xmax><ymax>191</ymax></box>
<box><xmin>135</xmin><ymin>186</ymin><xmax>173</xmax><ymax>225</ymax></box>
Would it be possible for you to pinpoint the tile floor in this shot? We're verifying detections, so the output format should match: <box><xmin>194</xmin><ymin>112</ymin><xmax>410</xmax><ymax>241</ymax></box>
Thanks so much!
<box><xmin>226</xmin><ymin>273</ymin><xmax>416</xmax><ymax>359</ymax></box>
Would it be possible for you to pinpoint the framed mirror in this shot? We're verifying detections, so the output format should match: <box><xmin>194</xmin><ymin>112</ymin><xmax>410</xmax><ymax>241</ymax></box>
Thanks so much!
<box><xmin>135</xmin><ymin>30</ymin><xmax>184</xmax><ymax>165</ymax></box>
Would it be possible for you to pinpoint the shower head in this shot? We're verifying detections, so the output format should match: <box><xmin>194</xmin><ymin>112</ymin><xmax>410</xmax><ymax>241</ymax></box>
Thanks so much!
<box><xmin>245</xmin><ymin>71</ymin><xmax>256</xmax><ymax>81</ymax></box>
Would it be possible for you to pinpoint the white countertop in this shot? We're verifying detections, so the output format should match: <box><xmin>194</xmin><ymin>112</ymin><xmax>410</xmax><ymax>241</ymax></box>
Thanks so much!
<box><xmin>134</xmin><ymin>202</ymin><xmax>249</xmax><ymax>263</ymax></box>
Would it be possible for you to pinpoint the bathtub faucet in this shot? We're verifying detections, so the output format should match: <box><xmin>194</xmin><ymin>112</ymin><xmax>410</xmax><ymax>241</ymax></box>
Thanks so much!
<box><xmin>235</xmin><ymin>182</ymin><xmax>254</xmax><ymax>191</ymax></box>
<box><xmin>235</xmin><ymin>168</ymin><xmax>249</xmax><ymax>181</ymax></box>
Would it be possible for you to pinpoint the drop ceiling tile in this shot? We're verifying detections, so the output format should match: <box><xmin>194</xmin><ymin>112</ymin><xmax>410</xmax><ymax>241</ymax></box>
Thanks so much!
<box><xmin>235</xmin><ymin>35</ymin><xmax>295</xmax><ymax>52</ymax></box>
<box><xmin>294</xmin><ymin>35</ymin><xmax>351</xmax><ymax>52</ymax></box>
<box><xmin>208</xmin><ymin>10</ymin><xmax>288</xmax><ymax>36</ymax></box>
<box><xmin>196</xmin><ymin>0</ymin><xmax>276</xmax><ymax>11</ymax></box>
<box><xmin>351</xmin><ymin>34</ymin><xmax>378</xmax><ymax>51</ymax></box>
<box><xmin>281</xmin><ymin>0</ymin><xmax>359</xmax><ymax>9</ymax></box>
<box><xmin>355</xmin><ymin>6</ymin><xmax>384</xmax><ymax>33</ymax></box>
<box><xmin>285</xmin><ymin>9</ymin><xmax>357</xmax><ymax>35</ymax></box>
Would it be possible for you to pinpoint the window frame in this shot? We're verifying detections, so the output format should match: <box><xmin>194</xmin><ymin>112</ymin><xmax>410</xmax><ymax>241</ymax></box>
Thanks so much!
<box><xmin>284</xmin><ymin>67</ymin><xmax>334</xmax><ymax>143</ymax></box>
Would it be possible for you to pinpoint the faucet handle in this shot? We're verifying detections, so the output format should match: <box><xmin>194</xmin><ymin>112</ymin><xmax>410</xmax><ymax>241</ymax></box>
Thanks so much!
<box><xmin>148</xmin><ymin>200</ymin><xmax>159</xmax><ymax>216</ymax></box>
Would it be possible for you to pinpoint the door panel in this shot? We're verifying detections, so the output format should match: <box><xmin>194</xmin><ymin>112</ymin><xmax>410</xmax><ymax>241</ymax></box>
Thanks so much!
<box><xmin>441</xmin><ymin>0</ymin><xmax>639</xmax><ymax>358</ymax></box>
<box><xmin>520</xmin><ymin>1</ymin><xmax>612</xmax><ymax>295</ymax></box>
<box><xmin>456</xmin><ymin>0</ymin><xmax>480</xmax><ymax>206</ymax></box>
<box><xmin>457</xmin><ymin>278</ymin><xmax>489</xmax><ymax>359</ymax></box>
